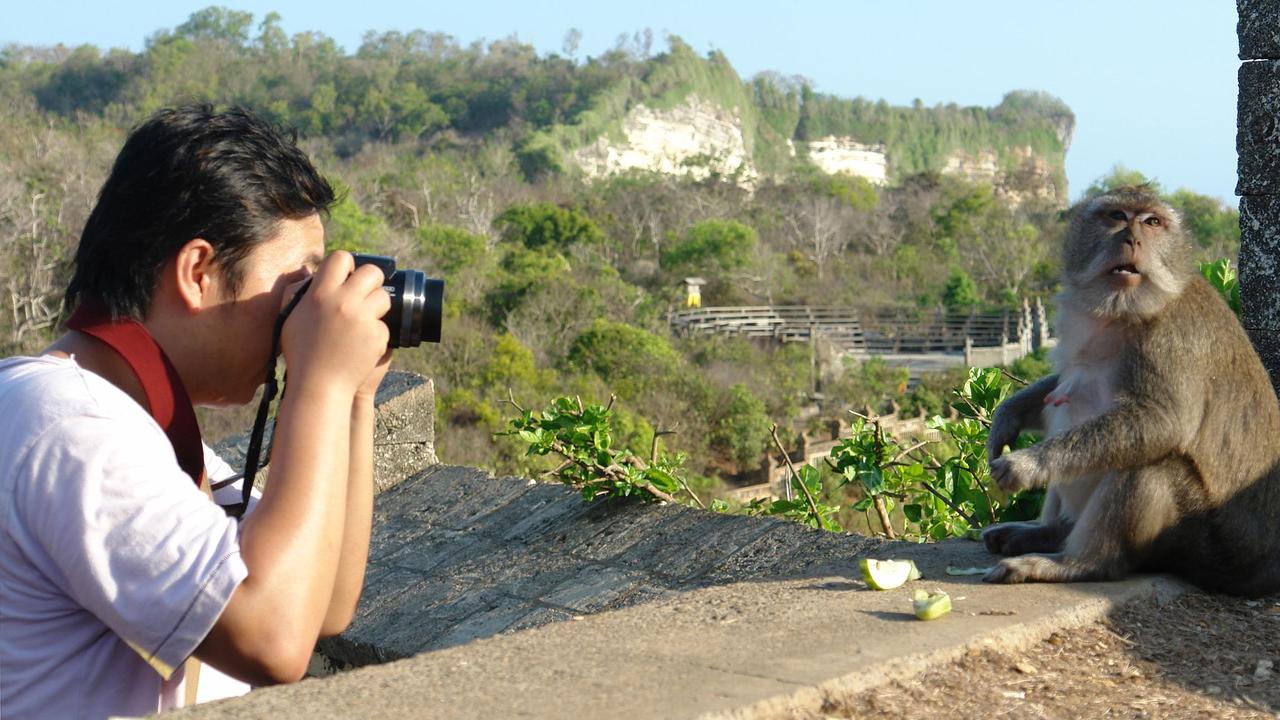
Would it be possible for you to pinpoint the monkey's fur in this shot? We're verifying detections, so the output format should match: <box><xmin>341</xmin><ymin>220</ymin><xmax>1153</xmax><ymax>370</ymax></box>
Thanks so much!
<box><xmin>981</xmin><ymin>186</ymin><xmax>1280</xmax><ymax>597</ymax></box>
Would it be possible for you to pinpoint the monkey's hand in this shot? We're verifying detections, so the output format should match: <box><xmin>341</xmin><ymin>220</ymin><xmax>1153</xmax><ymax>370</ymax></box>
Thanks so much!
<box><xmin>989</xmin><ymin>448</ymin><xmax>1050</xmax><ymax>493</ymax></box>
<box><xmin>986</xmin><ymin>411</ymin><xmax>1021</xmax><ymax>463</ymax></box>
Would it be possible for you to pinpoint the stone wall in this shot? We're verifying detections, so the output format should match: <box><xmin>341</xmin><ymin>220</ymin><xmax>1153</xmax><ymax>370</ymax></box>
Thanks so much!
<box><xmin>1238</xmin><ymin>0</ymin><xmax>1280</xmax><ymax>396</ymax></box>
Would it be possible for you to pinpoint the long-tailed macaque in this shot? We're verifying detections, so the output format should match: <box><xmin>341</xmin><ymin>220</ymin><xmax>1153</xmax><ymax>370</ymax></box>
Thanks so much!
<box><xmin>981</xmin><ymin>186</ymin><xmax>1280</xmax><ymax>597</ymax></box>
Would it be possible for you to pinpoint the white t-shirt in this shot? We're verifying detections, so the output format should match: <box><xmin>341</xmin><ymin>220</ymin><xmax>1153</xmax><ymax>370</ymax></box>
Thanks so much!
<box><xmin>0</xmin><ymin>355</ymin><xmax>255</xmax><ymax>718</ymax></box>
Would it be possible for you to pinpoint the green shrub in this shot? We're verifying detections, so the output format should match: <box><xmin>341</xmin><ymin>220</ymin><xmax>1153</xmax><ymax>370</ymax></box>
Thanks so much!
<box><xmin>495</xmin><ymin>202</ymin><xmax>604</xmax><ymax>251</ymax></box>
<box><xmin>417</xmin><ymin>223</ymin><xmax>487</xmax><ymax>273</ymax></box>
<box><xmin>711</xmin><ymin>384</ymin><xmax>772</xmax><ymax>471</ymax></box>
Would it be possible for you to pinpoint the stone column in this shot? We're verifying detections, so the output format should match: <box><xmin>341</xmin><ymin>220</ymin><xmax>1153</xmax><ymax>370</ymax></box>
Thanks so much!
<box><xmin>1238</xmin><ymin>0</ymin><xmax>1280</xmax><ymax>397</ymax></box>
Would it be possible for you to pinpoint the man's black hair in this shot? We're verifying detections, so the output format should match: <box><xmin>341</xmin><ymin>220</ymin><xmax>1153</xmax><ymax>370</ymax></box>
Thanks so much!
<box><xmin>65</xmin><ymin>104</ymin><xmax>336</xmax><ymax>319</ymax></box>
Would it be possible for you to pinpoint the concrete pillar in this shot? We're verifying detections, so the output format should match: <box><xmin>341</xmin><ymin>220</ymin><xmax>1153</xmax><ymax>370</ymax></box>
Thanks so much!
<box><xmin>1034</xmin><ymin>297</ymin><xmax>1049</xmax><ymax>350</ymax></box>
<box><xmin>1238</xmin><ymin>0</ymin><xmax>1280</xmax><ymax>398</ymax></box>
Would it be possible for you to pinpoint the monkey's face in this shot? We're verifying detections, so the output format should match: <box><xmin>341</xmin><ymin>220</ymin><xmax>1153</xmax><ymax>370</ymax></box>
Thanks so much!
<box><xmin>1061</xmin><ymin>187</ymin><xmax>1193</xmax><ymax>320</ymax></box>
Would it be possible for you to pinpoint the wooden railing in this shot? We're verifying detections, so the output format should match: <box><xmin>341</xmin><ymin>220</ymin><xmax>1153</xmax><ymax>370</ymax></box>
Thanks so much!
<box><xmin>670</xmin><ymin>302</ymin><xmax>1052</xmax><ymax>357</ymax></box>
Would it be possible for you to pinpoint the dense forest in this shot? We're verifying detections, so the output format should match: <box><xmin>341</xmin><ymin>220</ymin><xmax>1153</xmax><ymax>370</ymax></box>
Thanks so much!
<box><xmin>0</xmin><ymin>8</ymin><xmax>1242</xmax><ymax>498</ymax></box>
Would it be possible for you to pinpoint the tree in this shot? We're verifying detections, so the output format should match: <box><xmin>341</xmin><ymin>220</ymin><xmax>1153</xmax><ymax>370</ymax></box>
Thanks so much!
<box><xmin>255</xmin><ymin>12</ymin><xmax>288</xmax><ymax>55</ymax></box>
<box><xmin>711</xmin><ymin>384</ymin><xmax>772</xmax><ymax>471</ymax></box>
<box><xmin>1166</xmin><ymin>188</ymin><xmax>1240</xmax><ymax>256</ymax></box>
<box><xmin>495</xmin><ymin>203</ymin><xmax>604</xmax><ymax>251</ymax></box>
<box><xmin>324</xmin><ymin>182</ymin><xmax>386</xmax><ymax>253</ymax></box>
<box><xmin>1082</xmin><ymin>165</ymin><xmax>1164</xmax><ymax>199</ymax></box>
<box><xmin>174</xmin><ymin>6</ymin><xmax>254</xmax><ymax>47</ymax></box>
<box><xmin>661</xmin><ymin>219</ymin><xmax>756</xmax><ymax>273</ymax></box>
<box><xmin>784</xmin><ymin>195</ymin><xmax>849</xmax><ymax>281</ymax></box>
<box><xmin>567</xmin><ymin>320</ymin><xmax>683</xmax><ymax>401</ymax></box>
<box><xmin>417</xmin><ymin>224</ymin><xmax>487</xmax><ymax>273</ymax></box>
<box><xmin>942</xmin><ymin>267</ymin><xmax>980</xmax><ymax>310</ymax></box>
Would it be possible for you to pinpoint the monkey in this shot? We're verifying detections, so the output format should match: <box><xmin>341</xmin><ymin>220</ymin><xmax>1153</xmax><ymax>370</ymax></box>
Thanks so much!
<box><xmin>980</xmin><ymin>185</ymin><xmax>1280</xmax><ymax>597</ymax></box>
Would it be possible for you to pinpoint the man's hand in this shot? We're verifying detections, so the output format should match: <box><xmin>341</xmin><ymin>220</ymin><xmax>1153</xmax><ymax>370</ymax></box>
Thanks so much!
<box><xmin>355</xmin><ymin>349</ymin><xmax>393</xmax><ymax>405</ymax></box>
<box><xmin>280</xmin><ymin>252</ymin><xmax>390</xmax><ymax>396</ymax></box>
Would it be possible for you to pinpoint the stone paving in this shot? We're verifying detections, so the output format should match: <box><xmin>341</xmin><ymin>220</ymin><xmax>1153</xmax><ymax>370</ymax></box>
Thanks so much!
<box><xmin>319</xmin><ymin>465</ymin><xmax>887</xmax><ymax>667</ymax></box>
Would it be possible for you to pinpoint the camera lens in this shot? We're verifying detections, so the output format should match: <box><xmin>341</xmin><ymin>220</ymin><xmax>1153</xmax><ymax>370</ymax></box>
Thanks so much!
<box><xmin>351</xmin><ymin>253</ymin><xmax>443</xmax><ymax>348</ymax></box>
<box><xmin>386</xmin><ymin>269</ymin><xmax>443</xmax><ymax>348</ymax></box>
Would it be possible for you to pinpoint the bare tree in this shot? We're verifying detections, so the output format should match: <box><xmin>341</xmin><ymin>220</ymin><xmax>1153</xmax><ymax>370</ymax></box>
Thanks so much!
<box><xmin>784</xmin><ymin>195</ymin><xmax>849</xmax><ymax>281</ymax></box>
<box><xmin>505</xmin><ymin>285</ymin><xmax>596</xmax><ymax>366</ymax></box>
<box><xmin>5</xmin><ymin>194</ymin><xmax>62</xmax><ymax>347</ymax></box>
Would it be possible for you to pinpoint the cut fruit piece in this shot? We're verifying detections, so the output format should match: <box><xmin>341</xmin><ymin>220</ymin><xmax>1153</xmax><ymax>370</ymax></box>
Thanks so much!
<box><xmin>913</xmin><ymin>589</ymin><xmax>952</xmax><ymax>620</ymax></box>
<box><xmin>859</xmin><ymin>558</ymin><xmax>917</xmax><ymax>590</ymax></box>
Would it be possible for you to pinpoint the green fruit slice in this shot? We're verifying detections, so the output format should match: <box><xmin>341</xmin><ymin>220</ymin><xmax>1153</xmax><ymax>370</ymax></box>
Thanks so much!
<box><xmin>913</xmin><ymin>589</ymin><xmax>952</xmax><ymax>620</ymax></box>
<box><xmin>860</xmin><ymin>558</ymin><xmax>915</xmax><ymax>590</ymax></box>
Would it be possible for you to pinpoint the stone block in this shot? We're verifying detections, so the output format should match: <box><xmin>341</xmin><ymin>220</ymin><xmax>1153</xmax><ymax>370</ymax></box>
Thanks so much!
<box><xmin>1246</xmin><ymin>328</ymin><xmax>1280</xmax><ymax>400</ymax></box>
<box><xmin>569</xmin><ymin>501</ymin><xmax>679</xmax><ymax>562</ymax></box>
<box><xmin>1237</xmin><ymin>60</ymin><xmax>1280</xmax><ymax>194</ymax></box>
<box><xmin>424</xmin><ymin>472</ymin><xmax>536</xmax><ymax>531</ymax></box>
<box><xmin>1240</xmin><ymin>194</ymin><xmax>1280</xmax><ymax>326</ymax></box>
<box><xmin>541</xmin><ymin>565</ymin><xmax>648</xmax><ymax>613</ymax></box>
<box><xmin>645</xmin><ymin>511</ymin><xmax>777</xmax><ymax>583</ymax></box>
<box><xmin>369</xmin><ymin>371</ymin><xmax>437</xmax><ymax>493</ymax></box>
<box><xmin>1239</xmin><ymin>0</ymin><xmax>1280</xmax><ymax>59</ymax></box>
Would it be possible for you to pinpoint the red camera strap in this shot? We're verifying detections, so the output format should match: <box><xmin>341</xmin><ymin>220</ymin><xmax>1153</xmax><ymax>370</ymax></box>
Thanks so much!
<box><xmin>65</xmin><ymin>301</ymin><xmax>205</xmax><ymax>487</ymax></box>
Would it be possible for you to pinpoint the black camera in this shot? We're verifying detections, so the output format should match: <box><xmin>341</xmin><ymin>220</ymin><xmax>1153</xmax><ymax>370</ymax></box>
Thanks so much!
<box><xmin>352</xmin><ymin>253</ymin><xmax>444</xmax><ymax>348</ymax></box>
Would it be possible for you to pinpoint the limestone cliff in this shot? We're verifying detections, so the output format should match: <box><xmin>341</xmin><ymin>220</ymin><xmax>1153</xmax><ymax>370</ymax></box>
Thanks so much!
<box><xmin>525</xmin><ymin>41</ymin><xmax>1072</xmax><ymax>203</ymax></box>
<box><xmin>572</xmin><ymin>96</ymin><xmax>758</xmax><ymax>185</ymax></box>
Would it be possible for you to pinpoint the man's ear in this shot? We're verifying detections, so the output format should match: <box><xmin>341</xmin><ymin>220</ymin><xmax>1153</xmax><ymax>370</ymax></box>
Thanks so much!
<box><xmin>171</xmin><ymin>238</ymin><xmax>219</xmax><ymax>313</ymax></box>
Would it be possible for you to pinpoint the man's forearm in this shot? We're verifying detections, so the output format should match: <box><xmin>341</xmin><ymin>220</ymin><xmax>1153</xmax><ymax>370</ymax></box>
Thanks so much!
<box><xmin>201</xmin><ymin>382</ymin><xmax>352</xmax><ymax>682</ymax></box>
<box><xmin>320</xmin><ymin>396</ymin><xmax>375</xmax><ymax>634</ymax></box>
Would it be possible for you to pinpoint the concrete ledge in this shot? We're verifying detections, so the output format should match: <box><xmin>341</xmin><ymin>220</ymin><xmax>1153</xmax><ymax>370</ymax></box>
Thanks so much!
<box><xmin>176</xmin><ymin>540</ymin><xmax>1188</xmax><ymax>719</ymax></box>
<box><xmin>1239</xmin><ymin>0</ymin><xmax>1280</xmax><ymax>59</ymax></box>
<box><xmin>316</xmin><ymin>467</ymin><xmax>887</xmax><ymax>668</ymax></box>
<box><xmin>1237</xmin><ymin>60</ymin><xmax>1280</xmax><ymax>195</ymax></box>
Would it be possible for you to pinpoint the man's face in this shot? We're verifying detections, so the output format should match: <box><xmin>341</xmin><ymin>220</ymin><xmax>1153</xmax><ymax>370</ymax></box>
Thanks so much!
<box><xmin>202</xmin><ymin>214</ymin><xmax>325</xmax><ymax>406</ymax></box>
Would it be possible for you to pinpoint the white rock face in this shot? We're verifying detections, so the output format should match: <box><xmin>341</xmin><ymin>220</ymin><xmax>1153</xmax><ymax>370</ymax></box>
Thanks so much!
<box><xmin>570</xmin><ymin>98</ymin><xmax>1060</xmax><ymax>202</ymax></box>
<box><xmin>573</xmin><ymin>95</ymin><xmax>757</xmax><ymax>184</ymax></box>
<box><xmin>942</xmin><ymin>149</ymin><xmax>1000</xmax><ymax>184</ymax></box>
<box><xmin>941</xmin><ymin>146</ymin><xmax>1061</xmax><ymax>205</ymax></box>
<box><xmin>804</xmin><ymin>136</ymin><xmax>889</xmax><ymax>185</ymax></box>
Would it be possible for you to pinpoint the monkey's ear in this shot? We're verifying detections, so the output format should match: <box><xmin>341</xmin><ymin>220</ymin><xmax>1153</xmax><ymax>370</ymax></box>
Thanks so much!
<box><xmin>170</xmin><ymin>238</ymin><xmax>219</xmax><ymax>314</ymax></box>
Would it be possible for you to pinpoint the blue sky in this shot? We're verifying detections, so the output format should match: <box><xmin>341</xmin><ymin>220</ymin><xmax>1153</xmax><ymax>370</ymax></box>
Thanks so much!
<box><xmin>5</xmin><ymin>1</ymin><xmax>1240</xmax><ymax>205</ymax></box>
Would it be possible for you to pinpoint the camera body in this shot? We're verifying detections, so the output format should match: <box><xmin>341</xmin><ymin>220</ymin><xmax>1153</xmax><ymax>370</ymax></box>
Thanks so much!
<box><xmin>351</xmin><ymin>253</ymin><xmax>444</xmax><ymax>348</ymax></box>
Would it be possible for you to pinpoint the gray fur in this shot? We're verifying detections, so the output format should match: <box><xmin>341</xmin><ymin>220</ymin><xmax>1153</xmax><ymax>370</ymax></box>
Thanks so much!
<box><xmin>980</xmin><ymin>187</ymin><xmax>1280</xmax><ymax>597</ymax></box>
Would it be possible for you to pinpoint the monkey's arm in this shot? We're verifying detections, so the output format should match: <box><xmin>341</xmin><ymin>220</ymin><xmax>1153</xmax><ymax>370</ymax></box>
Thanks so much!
<box><xmin>992</xmin><ymin>389</ymin><xmax>1193</xmax><ymax>492</ymax></box>
<box><xmin>987</xmin><ymin>374</ymin><xmax>1059</xmax><ymax>463</ymax></box>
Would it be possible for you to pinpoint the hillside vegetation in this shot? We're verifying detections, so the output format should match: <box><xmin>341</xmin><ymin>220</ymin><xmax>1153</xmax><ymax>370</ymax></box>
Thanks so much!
<box><xmin>0</xmin><ymin>8</ymin><xmax>1241</xmax><ymax>497</ymax></box>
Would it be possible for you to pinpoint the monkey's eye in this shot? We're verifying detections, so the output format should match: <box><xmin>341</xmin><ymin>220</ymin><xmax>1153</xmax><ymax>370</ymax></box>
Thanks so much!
<box><xmin>1108</xmin><ymin>210</ymin><xmax>1128</xmax><ymax>222</ymax></box>
<box><xmin>1143</xmin><ymin>216</ymin><xmax>1162</xmax><ymax>227</ymax></box>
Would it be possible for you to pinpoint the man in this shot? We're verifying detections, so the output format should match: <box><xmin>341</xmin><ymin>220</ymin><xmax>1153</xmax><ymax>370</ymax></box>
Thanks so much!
<box><xmin>0</xmin><ymin>105</ymin><xmax>390</xmax><ymax>717</ymax></box>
